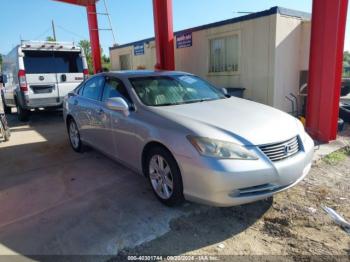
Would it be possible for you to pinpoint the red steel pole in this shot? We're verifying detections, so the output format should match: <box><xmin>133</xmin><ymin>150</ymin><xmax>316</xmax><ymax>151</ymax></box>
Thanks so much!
<box><xmin>86</xmin><ymin>4</ymin><xmax>102</xmax><ymax>74</ymax></box>
<box><xmin>152</xmin><ymin>0</ymin><xmax>175</xmax><ymax>70</ymax></box>
<box><xmin>306</xmin><ymin>0</ymin><xmax>349</xmax><ymax>142</ymax></box>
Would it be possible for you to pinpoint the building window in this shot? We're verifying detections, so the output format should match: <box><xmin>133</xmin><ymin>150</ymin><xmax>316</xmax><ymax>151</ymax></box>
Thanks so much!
<box><xmin>209</xmin><ymin>35</ymin><xmax>239</xmax><ymax>73</ymax></box>
<box><xmin>119</xmin><ymin>54</ymin><xmax>131</xmax><ymax>70</ymax></box>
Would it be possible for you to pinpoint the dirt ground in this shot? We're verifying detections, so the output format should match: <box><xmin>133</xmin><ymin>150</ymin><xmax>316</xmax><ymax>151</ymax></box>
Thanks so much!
<box><xmin>117</xmin><ymin>148</ymin><xmax>350</xmax><ymax>259</ymax></box>
<box><xmin>1</xmin><ymin>111</ymin><xmax>350</xmax><ymax>260</ymax></box>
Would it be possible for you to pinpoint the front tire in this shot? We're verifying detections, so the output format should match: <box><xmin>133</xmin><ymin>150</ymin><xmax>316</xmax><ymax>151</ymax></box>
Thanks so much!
<box><xmin>146</xmin><ymin>146</ymin><xmax>184</xmax><ymax>206</ymax></box>
<box><xmin>68</xmin><ymin>118</ymin><xmax>83</xmax><ymax>153</ymax></box>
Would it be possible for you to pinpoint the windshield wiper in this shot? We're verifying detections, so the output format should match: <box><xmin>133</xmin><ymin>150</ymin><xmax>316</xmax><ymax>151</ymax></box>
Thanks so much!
<box><xmin>154</xmin><ymin>98</ymin><xmax>220</xmax><ymax>107</ymax></box>
<box><xmin>185</xmin><ymin>98</ymin><xmax>218</xmax><ymax>104</ymax></box>
<box><xmin>154</xmin><ymin>101</ymin><xmax>187</xmax><ymax>107</ymax></box>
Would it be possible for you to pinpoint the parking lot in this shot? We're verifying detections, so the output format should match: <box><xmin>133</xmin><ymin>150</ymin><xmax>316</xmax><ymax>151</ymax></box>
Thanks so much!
<box><xmin>0</xmin><ymin>110</ymin><xmax>208</xmax><ymax>255</ymax></box>
<box><xmin>0</xmin><ymin>110</ymin><xmax>349</xmax><ymax>258</ymax></box>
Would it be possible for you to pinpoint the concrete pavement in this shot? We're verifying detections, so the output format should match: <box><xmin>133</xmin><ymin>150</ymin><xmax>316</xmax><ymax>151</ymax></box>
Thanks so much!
<box><xmin>1</xmin><ymin>109</ymin><xmax>348</xmax><ymax>258</ymax></box>
<box><xmin>0</xmin><ymin>110</ymin><xmax>208</xmax><ymax>256</ymax></box>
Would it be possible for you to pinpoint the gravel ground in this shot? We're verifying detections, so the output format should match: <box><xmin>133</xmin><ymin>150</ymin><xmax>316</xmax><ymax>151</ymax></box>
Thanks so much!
<box><xmin>116</xmin><ymin>148</ymin><xmax>350</xmax><ymax>260</ymax></box>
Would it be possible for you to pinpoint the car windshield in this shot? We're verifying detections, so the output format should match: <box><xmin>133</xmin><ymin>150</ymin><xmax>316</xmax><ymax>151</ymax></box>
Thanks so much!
<box><xmin>129</xmin><ymin>75</ymin><xmax>226</xmax><ymax>106</ymax></box>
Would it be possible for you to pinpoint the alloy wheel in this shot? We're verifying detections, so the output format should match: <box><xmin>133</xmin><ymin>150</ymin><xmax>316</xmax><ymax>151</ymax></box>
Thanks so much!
<box><xmin>149</xmin><ymin>155</ymin><xmax>174</xmax><ymax>200</ymax></box>
<box><xmin>69</xmin><ymin>121</ymin><xmax>80</xmax><ymax>149</ymax></box>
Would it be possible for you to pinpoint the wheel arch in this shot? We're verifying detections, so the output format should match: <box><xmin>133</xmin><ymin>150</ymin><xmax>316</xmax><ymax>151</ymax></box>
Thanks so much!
<box><xmin>65</xmin><ymin>114</ymin><xmax>75</xmax><ymax>130</ymax></box>
<box><xmin>141</xmin><ymin>141</ymin><xmax>179</xmax><ymax>177</ymax></box>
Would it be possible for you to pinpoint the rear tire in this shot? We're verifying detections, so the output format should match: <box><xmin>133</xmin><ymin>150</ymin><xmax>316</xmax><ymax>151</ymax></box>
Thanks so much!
<box><xmin>67</xmin><ymin>118</ymin><xmax>83</xmax><ymax>153</ymax></box>
<box><xmin>16</xmin><ymin>102</ymin><xmax>29</xmax><ymax>122</ymax></box>
<box><xmin>145</xmin><ymin>146</ymin><xmax>184</xmax><ymax>207</ymax></box>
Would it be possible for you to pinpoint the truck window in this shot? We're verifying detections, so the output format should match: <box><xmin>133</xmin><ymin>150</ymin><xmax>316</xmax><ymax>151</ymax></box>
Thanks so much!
<box><xmin>23</xmin><ymin>51</ymin><xmax>83</xmax><ymax>74</ymax></box>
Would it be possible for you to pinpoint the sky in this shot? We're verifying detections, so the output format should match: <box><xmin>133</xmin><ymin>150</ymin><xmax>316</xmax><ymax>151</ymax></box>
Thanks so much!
<box><xmin>0</xmin><ymin>0</ymin><xmax>349</xmax><ymax>56</ymax></box>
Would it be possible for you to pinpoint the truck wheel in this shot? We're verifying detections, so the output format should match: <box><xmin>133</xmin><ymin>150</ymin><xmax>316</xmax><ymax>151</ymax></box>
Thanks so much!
<box><xmin>16</xmin><ymin>103</ymin><xmax>29</xmax><ymax>122</ymax></box>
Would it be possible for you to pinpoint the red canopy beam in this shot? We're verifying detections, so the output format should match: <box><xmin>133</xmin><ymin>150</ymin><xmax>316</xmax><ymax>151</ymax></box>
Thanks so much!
<box><xmin>54</xmin><ymin>0</ymin><xmax>102</xmax><ymax>73</ymax></box>
<box><xmin>152</xmin><ymin>0</ymin><xmax>175</xmax><ymax>70</ymax></box>
<box><xmin>306</xmin><ymin>0</ymin><xmax>348</xmax><ymax>142</ymax></box>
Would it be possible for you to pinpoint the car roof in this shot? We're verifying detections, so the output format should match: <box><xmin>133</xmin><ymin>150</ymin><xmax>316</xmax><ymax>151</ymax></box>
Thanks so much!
<box><xmin>103</xmin><ymin>70</ymin><xmax>193</xmax><ymax>78</ymax></box>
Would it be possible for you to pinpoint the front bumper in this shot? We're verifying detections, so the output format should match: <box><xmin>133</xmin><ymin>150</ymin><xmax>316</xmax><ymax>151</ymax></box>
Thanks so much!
<box><xmin>176</xmin><ymin>134</ymin><xmax>314</xmax><ymax>207</ymax></box>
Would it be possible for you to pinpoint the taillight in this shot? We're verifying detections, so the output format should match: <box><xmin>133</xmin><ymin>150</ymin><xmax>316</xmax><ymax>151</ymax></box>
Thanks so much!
<box><xmin>83</xmin><ymin>69</ymin><xmax>89</xmax><ymax>80</ymax></box>
<box><xmin>18</xmin><ymin>70</ymin><xmax>28</xmax><ymax>92</ymax></box>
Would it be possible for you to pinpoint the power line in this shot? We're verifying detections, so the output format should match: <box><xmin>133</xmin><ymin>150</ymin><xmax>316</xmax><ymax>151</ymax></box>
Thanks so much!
<box><xmin>56</xmin><ymin>24</ymin><xmax>87</xmax><ymax>40</ymax></box>
<box><xmin>32</xmin><ymin>27</ymin><xmax>52</xmax><ymax>40</ymax></box>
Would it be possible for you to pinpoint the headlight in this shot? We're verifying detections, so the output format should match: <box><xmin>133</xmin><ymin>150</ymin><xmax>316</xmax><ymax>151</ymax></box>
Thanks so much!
<box><xmin>187</xmin><ymin>136</ymin><xmax>258</xmax><ymax>160</ymax></box>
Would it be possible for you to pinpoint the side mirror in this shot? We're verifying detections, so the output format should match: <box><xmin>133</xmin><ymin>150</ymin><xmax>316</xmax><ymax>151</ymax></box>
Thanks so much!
<box><xmin>106</xmin><ymin>97</ymin><xmax>130</xmax><ymax>116</ymax></box>
<box><xmin>221</xmin><ymin>87</ymin><xmax>228</xmax><ymax>95</ymax></box>
<box><xmin>221</xmin><ymin>87</ymin><xmax>230</xmax><ymax>97</ymax></box>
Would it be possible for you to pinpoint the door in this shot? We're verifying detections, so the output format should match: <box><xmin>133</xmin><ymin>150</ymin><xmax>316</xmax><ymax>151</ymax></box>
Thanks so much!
<box><xmin>102</xmin><ymin>77</ymin><xmax>135</xmax><ymax>160</ymax></box>
<box><xmin>119</xmin><ymin>54</ymin><xmax>131</xmax><ymax>70</ymax></box>
<box><xmin>75</xmin><ymin>76</ymin><xmax>105</xmax><ymax>146</ymax></box>
<box><xmin>54</xmin><ymin>51</ymin><xmax>85</xmax><ymax>101</ymax></box>
<box><xmin>23</xmin><ymin>50</ymin><xmax>59</xmax><ymax>106</ymax></box>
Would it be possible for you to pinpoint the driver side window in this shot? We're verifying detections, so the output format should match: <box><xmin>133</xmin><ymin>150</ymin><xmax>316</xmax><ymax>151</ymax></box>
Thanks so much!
<box><xmin>102</xmin><ymin>78</ymin><xmax>132</xmax><ymax>105</ymax></box>
<box><xmin>81</xmin><ymin>76</ymin><xmax>105</xmax><ymax>100</ymax></box>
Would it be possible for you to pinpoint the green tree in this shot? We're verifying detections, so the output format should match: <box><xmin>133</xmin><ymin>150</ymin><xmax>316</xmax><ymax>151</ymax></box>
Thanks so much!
<box><xmin>102</xmin><ymin>54</ymin><xmax>111</xmax><ymax>72</ymax></box>
<box><xmin>79</xmin><ymin>40</ymin><xmax>94</xmax><ymax>74</ymax></box>
<box><xmin>46</xmin><ymin>36</ymin><xmax>55</xmax><ymax>42</ymax></box>
<box><xmin>78</xmin><ymin>40</ymin><xmax>111</xmax><ymax>74</ymax></box>
<box><xmin>344</xmin><ymin>51</ymin><xmax>350</xmax><ymax>77</ymax></box>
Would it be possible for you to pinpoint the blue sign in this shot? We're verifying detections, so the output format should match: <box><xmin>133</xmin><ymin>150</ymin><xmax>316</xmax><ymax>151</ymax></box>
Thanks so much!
<box><xmin>134</xmin><ymin>44</ymin><xmax>145</xmax><ymax>56</ymax></box>
<box><xmin>176</xmin><ymin>33</ymin><xmax>192</xmax><ymax>49</ymax></box>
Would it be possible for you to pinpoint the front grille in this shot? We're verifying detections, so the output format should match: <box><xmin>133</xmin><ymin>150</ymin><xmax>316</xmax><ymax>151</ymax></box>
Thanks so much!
<box><xmin>259</xmin><ymin>136</ymin><xmax>300</xmax><ymax>162</ymax></box>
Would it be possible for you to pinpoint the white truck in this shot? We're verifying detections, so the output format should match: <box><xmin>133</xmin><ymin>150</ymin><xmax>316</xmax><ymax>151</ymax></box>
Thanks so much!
<box><xmin>0</xmin><ymin>41</ymin><xmax>89</xmax><ymax>121</ymax></box>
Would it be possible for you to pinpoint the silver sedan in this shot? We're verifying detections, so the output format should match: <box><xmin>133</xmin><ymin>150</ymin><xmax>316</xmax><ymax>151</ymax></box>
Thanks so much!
<box><xmin>63</xmin><ymin>71</ymin><xmax>314</xmax><ymax>207</ymax></box>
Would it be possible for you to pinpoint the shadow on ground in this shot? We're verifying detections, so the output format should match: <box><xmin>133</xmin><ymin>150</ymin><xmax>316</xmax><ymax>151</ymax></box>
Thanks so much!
<box><xmin>115</xmin><ymin>198</ymin><xmax>272</xmax><ymax>257</ymax></box>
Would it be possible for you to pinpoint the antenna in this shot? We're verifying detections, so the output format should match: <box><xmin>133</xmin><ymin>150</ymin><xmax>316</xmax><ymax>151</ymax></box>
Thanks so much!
<box><xmin>52</xmin><ymin>20</ymin><xmax>57</xmax><ymax>41</ymax></box>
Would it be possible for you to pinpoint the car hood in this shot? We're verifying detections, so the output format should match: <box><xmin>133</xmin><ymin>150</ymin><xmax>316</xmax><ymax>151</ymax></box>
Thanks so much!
<box><xmin>149</xmin><ymin>97</ymin><xmax>300</xmax><ymax>146</ymax></box>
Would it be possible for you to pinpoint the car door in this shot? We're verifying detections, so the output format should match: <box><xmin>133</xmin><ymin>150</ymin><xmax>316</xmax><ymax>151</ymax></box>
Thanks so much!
<box><xmin>101</xmin><ymin>77</ymin><xmax>135</xmax><ymax>160</ymax></box>
<box><xmin>54</xmin><ymin>51</ymin><xmax>85</xmax><ymax>102</ymax></box>
<box><xmin>76</xmin><ymin>76</ymin><xmax>105</xmax><ymax>146</ymax></box>
<box><xmin>22</xmin><ymin>50</ymin><xmax>60</xmax><ymax>106</ymax></box>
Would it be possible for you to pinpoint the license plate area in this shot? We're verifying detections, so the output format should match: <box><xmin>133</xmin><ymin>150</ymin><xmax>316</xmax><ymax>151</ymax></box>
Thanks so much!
<box><xmin>30</xmin><ymin>85</ymin><xmax>54</xmax><ymax>94</ymax></box>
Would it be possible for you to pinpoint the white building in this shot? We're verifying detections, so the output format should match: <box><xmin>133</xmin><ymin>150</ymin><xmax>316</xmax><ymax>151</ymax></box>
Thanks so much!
<box><xmin>110</xmin><ymin>6</ymin><xmax>311</xmax><ymax>113</ymax></box>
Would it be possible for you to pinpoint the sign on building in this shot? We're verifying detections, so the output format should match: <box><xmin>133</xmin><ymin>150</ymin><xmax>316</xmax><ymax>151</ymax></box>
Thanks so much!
<box><xmin>134</xmin><ymin>43</ymin><xmax>145</xmax><ymax>56</ymax></box>
<box><xmin>176</xmin><ymin>33</ymin><xmax>192</xmax><ymax>49</ymax></box>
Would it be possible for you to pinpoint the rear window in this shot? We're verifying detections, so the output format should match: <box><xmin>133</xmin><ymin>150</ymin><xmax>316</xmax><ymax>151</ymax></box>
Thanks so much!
<box><xmin>23</xmin><ymin>51</ymin><xmax>83</xmax><ymax>74</ymax></box>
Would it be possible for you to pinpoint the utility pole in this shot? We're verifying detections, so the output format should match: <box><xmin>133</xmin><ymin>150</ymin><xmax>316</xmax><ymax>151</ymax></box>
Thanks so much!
<box><xmin>52</xmin><ymin>20</ymin><xmax>57</xmax><ymax>41</ymax></box>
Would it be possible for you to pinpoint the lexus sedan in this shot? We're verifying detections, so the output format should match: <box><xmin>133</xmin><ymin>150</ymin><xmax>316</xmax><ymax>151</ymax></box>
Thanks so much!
<box><xmin>63</xmin><ymin>71</ymin><xmax>314</xmax><ymax>207</ymax></box>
